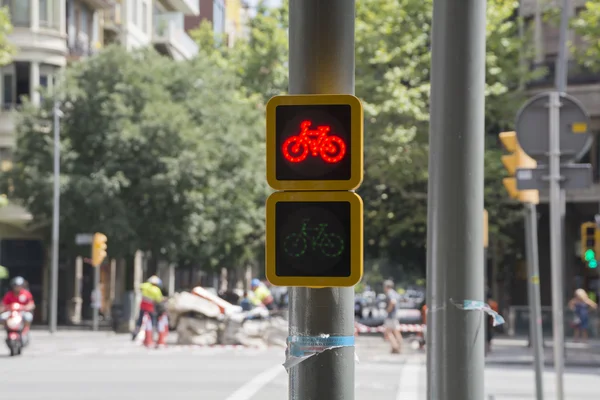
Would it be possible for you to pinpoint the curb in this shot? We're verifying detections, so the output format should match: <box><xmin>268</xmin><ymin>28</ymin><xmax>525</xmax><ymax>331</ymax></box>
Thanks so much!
<box><xmin>485</xmin><ymin>359</ymin><xmax>600</xmax><ymax>368</ymax></box>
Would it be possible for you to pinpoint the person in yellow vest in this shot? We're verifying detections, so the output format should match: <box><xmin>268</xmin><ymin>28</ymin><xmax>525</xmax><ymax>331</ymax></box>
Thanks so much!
<box><xmin>250</xmin><ymin>279</ymin><xmax>275</xmax><ymax>310</ymax></box>
<box><xmin>131</xmin><ymin>276</ymin><xmax>164</xmax><ymax>340</ymax></box>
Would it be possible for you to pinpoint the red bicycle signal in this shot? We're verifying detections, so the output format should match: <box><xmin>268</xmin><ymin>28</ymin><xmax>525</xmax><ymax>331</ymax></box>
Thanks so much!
<box><xmin>282</xmin><ymin>120</ymin><xmax>347</xmax><ymax>164</ymax></box>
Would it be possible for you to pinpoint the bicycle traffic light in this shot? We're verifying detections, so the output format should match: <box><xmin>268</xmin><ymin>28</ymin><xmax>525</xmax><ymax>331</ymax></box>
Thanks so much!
<box><xmin>91</xmin><ymin>232</ymin><xmax>107</xmax><ymax>267</ymax></box>
<box><xmin>499</xmin><ymin>131</ymin><xmax>539</xmax><ymax>204</ymax></box>
<box><xmin>580</xmin><ymin>222</ymin><xmax>599</xmax><ymax>269</ymax></box>
<box><xmin>266</xmin><ymin>94</ymin><xmax>363</xmax><ymax>191</ymax></box>
<box><xmin>265</xmin><ymin>191</ymin><xmax>363</xmax><ymax>287</ymax></box>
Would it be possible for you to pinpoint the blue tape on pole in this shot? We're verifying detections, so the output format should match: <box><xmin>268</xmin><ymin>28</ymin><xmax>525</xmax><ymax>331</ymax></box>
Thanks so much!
<box><xmin>287</xmin><ymin>335</ymin><xmax>355</xmax><ymax>358</ymax></box>
<box><xmin>460</xmin><ymin>300</ymin><xmax>506</xmax><ymax>327</ymax></box>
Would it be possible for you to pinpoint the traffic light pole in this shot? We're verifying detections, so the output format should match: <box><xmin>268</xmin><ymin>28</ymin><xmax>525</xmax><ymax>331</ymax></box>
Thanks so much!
<box><xmin>92</xmin><ymin>264</ymin><xmax>100</xmax><ymax>331</ymax></box>
<box><xmin>49</xmin><ymin>101</ymin><xmax>61</xmax><ymax>334</ymax></box>
<box><xmin>287</xmin><ymin>1</ymin><xmax>355</xmax><ymax>399</ymax></box>
<box><xmin>548</xmin><ymin>91</ymin><xmax>566</xmax><ymax>400</ymax></box>
<box><xmin>550</xmin><ymin>3</ymin><xmax>569</xmax><ymax>399</ymax></box>
<box><xmin>427</xmin><ymin>1</ymin><xmax>486</xmax><ymax>399</ymax></box>
<box><xmin>524</xmin><ymin>202</ymin><xmax>545</xmax><ymax>400</ymax></box>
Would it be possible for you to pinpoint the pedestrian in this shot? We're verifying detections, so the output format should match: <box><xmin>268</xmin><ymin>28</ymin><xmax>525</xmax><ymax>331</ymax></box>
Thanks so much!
<box><xmin>383</xmin><ymin>280</ymin><xmax>403</xmax><ymax>354</ymax></box>
<box><xmin>485</xmin><ymin>292</ymin><xmax>499</xmax><ymax>355</ymax></box>
<box><xmin>569</xmin><ymin>288</ymin><xmax>598</xmax><ymax>343</ymax></box>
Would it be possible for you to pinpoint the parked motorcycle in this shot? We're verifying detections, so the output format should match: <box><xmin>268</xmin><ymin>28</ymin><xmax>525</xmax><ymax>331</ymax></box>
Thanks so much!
<box><xmin>5</xmin><ymin>303</ymin><xmax>26</xmax><ymax>356</ymax></box>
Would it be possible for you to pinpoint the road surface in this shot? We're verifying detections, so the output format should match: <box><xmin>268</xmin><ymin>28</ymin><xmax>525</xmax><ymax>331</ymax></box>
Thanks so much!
<box><xmin>0</xmin><ymin>332</ymin><xmax>598</xmax><ymax>400</ymax></box>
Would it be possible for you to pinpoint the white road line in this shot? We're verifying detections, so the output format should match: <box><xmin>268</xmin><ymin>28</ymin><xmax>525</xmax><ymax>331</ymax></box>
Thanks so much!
<box><xmin>224</xmin><ymin>365</ymin><xmax>284</xmax><ymax>400</ymax></box>
<box><xmin>395</xmin><ymin>361</ymin><xmax>424</xmax><ymax>400</ymax></box>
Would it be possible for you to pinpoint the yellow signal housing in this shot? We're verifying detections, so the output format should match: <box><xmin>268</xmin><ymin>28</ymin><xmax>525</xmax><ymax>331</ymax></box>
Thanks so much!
<box><xmin>92</xmin><ymin>232</ymin><xmax>108</xmax><ymax>267</ymax></box>
<box><xmin>499</xmin><ymin>131</ymin><xmax>539</xmax><ymax>204</ymax></box>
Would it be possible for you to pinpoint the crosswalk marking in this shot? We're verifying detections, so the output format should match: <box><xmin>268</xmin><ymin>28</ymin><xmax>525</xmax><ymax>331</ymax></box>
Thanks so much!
<box><xmin>19</xmin><ymin>344</ymin><xmax>272</xmax><ymax>358</ymax></box>
<box><xmin>395</xmin><ymin>358</ymin><xmax>425</xmax><ymax>400</ymax></box>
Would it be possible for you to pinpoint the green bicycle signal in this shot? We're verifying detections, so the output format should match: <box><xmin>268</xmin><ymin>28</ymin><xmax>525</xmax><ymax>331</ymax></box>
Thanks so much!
<box><xmin>283</xmin><ymin>219</ymin><xmax>345</xmax><ymax>258</ymax></box>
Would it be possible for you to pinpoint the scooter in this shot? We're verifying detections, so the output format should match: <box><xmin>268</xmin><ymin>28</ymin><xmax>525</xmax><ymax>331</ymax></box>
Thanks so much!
<box><xmin>5</xmin><ymin>303</ymin><xmax>26</xmax><ymax>357</ymax></box>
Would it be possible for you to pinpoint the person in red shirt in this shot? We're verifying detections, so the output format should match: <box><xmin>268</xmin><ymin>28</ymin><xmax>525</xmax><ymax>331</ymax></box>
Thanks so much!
<box><xmin>0</xmin><ymin>276</ymin><xmax>35</xmax><ymax>340</ymax></box>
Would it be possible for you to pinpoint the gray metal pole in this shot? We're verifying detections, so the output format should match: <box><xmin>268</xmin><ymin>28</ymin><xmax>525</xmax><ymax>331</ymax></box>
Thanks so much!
<box><xmin>92</xmin><ymin>264</ymin><xmax>100</xmax><ymax>331</ymax></box>
<box><xmin>555</xmin><ymin>0</ymin><xmax>571</xmax><ymax>369</ymax></box>
<box><xmin>49</xmin><ymin>101</ymin><xmax>61</xmax><ymax>334</ymax></box>
<box><xmin>548</xmin><ymin>91</ymin><xmax>565</xmax><ymax>400</ymax></box>
<box><xmin>427</xmin><ymin>1</ymin><xmax>487</xmax><ymax>399</ymax></box>
<box><xmin>287</xmin><ymin>1</ymin><xmax>355</xmax><ymax>399</ymax></box>
<box><xmin>524</xmin><ymin>203</ymin><xmax>545</xmax><ymax>400</ymax></box>
<box><xmin>555</xmin><ymin>0</ymin><xmax>570</xmax><ymax>93</ymax></box>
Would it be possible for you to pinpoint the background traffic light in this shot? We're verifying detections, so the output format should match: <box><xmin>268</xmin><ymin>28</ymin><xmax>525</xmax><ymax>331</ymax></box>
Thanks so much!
<box><xmin>91</xmin><ymin>233</ymin><xmax>107</xmax><ymax>267</ymax></box>
<box><xmin>580</xmin><ymin>222</ymin><xmax>599</xmax><ymax>269</ymax></box>
<box><xmin>499</xmin><ymin>131</ymin><xmax>539</xmax><ymax>204</ymax></box>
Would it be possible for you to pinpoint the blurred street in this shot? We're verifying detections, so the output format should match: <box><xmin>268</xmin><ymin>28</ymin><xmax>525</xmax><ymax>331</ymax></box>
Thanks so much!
<box><xmin>1</xmin><ymin>332</ymin><xmax>598</xmax><ymax>400</ymax></box>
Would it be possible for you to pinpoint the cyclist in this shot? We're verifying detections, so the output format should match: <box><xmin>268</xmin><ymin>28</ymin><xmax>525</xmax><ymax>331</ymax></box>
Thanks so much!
<box><xmin>250</xmin><ymin>279</ymin><xmax>275</xmax><ymax>310</ymax></box>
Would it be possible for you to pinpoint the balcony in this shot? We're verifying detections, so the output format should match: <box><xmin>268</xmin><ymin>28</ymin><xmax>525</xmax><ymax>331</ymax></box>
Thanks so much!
<box><xmin>80</xmin><ymin>0</ymin><xmax>114</xmax><ymax>9</ymax></box>
<box><xmin>161</xmin><ymin>0</ymin><xmax>200</xmax><ymax>16</ymax></box>
<box><xmin>519</xmin><ymin>0</ymin><xmax>588</xmax><ymax>17</ymax></box>
<box><xmin>527</xmin><ymin>60</ymin><xmax>600</xmax><ymax>88</ymax></box>
<box><xmin>104</xmin><ymin>2</ymin><xmax>122</xmax><ymax>32</ymax></box>
<box><xmin>153</xmin><ymin>13</ymin><xmax>198</xmax><ymax>61</ymax></box>
<box><xmin>68</xmin><ymin>33</ymin><xmax>100</xmax><ymax>60</ymax></box>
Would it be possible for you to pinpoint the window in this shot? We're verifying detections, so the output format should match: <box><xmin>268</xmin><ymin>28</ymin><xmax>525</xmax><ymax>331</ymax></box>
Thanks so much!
<box><xmin>213</xmin><ymin>0</ymin><xmax>225</xmax><ymax>35</ymax></box>
<box><xmin>141</xmin><ymin>1</ymin><xmax>148</xmax><ymax>34</ymax></box>
<box><xmin>2</xmin><ymin>74</ymin><xmax>13</xmax><ymax>109</ymax></box>
<box><xmin>39</xmin><ymin>0</ymin><xmax>57</xmax><ymax>29</ymax></box>
<box><xmin>132</xmin><ymin>0</ymin><xmax>138</xmax><ymax>26</ymax></box>
<box><xmin>4</xmin><ymin>0</ymin><xmax>31</xmax><ymax>27</ymax></box>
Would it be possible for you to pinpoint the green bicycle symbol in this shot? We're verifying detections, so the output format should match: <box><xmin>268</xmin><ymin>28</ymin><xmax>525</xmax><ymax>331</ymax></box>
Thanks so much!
<box><xmin>283</xmin><ymin>219</ymin><xmax>345</xmax><ymax>258</ymax></box>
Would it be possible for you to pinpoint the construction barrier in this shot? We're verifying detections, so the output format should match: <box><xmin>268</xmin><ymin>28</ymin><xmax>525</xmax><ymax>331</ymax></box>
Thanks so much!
<box><xmin>354</xmin><ymin>321</ymin><xmax>424</xmax><ymax>335</ymax></box>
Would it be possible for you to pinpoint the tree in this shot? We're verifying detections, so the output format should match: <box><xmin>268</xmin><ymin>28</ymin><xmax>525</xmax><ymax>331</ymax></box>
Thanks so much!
<box><xmin>0</xmin><ymin>6</ymin><xmax>15</xmax><ymax>66</ymax></box>
<box><xmin>3</xmin><ymin>46</ymin><xmax>268</xmax><ymax>273</ymax></box>
<box><xmin>192</xmin><ymin>0</ymin><xmax>535</xmax><ymax>281</ymax></box>
<box><xmin>572</xmin><ymin>1</ymin><xmax>600</xmax><ymax>71</ymax></box>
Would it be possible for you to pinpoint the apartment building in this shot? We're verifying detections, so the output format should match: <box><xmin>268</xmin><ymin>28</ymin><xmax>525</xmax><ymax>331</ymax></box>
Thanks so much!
<box><xmin>152</xmin><ymin>0</ymin><xmax>200</xmax><ymax>60</ymax></box>
<box><xmin>502</xmin><ymin>1</ymin><xmax>600</xmax><ymax>321</ymax></box>
<box><xmin>100</xmin><ymin>0</ymin><xmax>199</xmax><ymax>58</ymax></box>
<box><xmin>0</xmin><ymin>0</ymin><xmax>200</xmax><ymax>323</ymax></box>
<box><xmin>184</xmin><ymin>0</ymin><xmax>225</xmax><ymax>35</ymax></box>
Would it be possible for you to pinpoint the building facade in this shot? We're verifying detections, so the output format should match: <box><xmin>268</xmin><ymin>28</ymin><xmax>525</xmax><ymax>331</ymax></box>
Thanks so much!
<box><xmin>500</xmin><ymin>1</ymin><xmax>600</xmax><ymax>333</ymax></box>
<box><xmin>184</xmin><ymin>0</ymin><xmax>225</xmax><ymax>36</ymax></box>
<box><xmin>0</xmin><ymin>0</ymin><xmax>200</xmax><ymax>324</ymax></box>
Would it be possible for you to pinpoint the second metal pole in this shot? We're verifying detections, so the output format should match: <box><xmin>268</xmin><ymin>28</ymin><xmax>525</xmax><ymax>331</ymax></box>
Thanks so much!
<box><xmin>548</xmin><ymin>91</ymin><xmax>565</xmax><ymax>400</ymax></box>
<box><xmin>92</xmin><ymin>265</ymin><xmax>100</xmax><ymax>331</ymax></box>
<box><xmin>287</xmin><ymin>1</ymin><xmax>355</xmax><ymax>399</ymax></box>
<box><xmin>524</xmin><ymin>202</ymin><xmax>545</xmax><ymax>400</ymax></box>
<box><xmin>49</xmin><ymin>101</ymin><xmax>61</xmax><ymax>334</ymax></box>
<box><xmin>427</xmin><ymin>1</ymin><xmax>487</xmax><ymax>399</ymax></box>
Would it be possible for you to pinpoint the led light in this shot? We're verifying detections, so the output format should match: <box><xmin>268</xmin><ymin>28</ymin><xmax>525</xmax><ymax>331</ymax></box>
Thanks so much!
<box><xmin>589</xmin><ymin>260</ymin><xmax>598</xmax><ymax>269</ymax></box>
<box><xmin>585</xmin><ymin>249</ymin><xmax>595</xmax><ymax>261</ymax></box>
<box><xmin>282</xmin><ymin>120</ymin><xmax>347</xmax><ymax>164</ymax></box>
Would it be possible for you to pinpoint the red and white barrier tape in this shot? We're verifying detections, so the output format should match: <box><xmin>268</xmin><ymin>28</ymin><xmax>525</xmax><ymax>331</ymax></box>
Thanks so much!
<box><xmin>354</xmin><ymin>322</ymin><xmax>424</xmax><ymax>334</ymax></box>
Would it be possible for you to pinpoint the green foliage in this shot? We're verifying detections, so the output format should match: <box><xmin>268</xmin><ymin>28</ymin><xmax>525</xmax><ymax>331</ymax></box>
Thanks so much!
<box><xmin>572</xmin><ymin>1</ymin><xmax>600</xmax><ymax>71</ymax></box>
<box><xmin>0</xmin><ymin>7</ymin><xmax>15</xmax><ymax>66</ymax></box>
<box><xmin>4</xmin><ymin>46</ymin><xmax>267</xmax><ymax>270</ymax></box>
<box><xmin>190</xmin><ymin>0</ymin><xmax>531</xmax><ymax>279</ymax></box>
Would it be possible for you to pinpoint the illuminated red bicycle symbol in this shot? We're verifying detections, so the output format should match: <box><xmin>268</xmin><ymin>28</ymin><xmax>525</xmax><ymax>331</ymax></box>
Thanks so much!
<box><xmin>282</xmin><ymin>120</ymin><xmax>347</xmax><ymax>164</ymax></box>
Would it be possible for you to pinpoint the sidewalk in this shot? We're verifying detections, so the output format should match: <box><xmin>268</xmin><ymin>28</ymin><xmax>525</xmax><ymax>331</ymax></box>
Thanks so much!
<box><xmin>486</xmin><ymin>336</ymin><xmax>600</xmax><ymax>368</ymax></box>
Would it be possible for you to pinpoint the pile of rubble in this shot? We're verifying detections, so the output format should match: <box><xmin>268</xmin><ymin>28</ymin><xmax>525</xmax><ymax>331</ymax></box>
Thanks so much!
<box><xmin>166</xmin><ymin>286</ymin><xmax>288</xmax><ymax>348</ymax></box>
